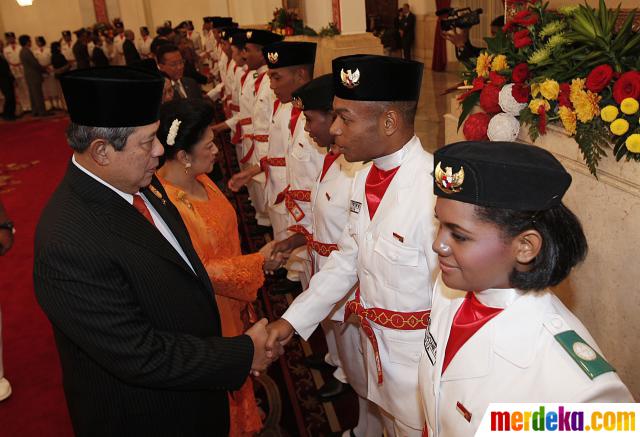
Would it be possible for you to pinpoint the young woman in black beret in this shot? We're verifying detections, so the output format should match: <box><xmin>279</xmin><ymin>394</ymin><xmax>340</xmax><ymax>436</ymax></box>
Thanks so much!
<box><xmin>419</xmin><ymin>141</ymin><xmax>633</xmax><ymax>437</ymax></box>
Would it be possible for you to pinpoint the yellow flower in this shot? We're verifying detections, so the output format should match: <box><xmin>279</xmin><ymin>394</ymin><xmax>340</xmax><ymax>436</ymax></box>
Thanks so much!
<box><xmin>529</xmin><ymin>98</ymin><xmax>551</xmax><ymax>114</ymax></box>
<box><xmin>491</xmin><ymin>54</ymin><xmax>508</xmax><ymax>72</ymax></box>
<box><xmin>572</xmin><ymin>90</ymin><xmax>601</xmax><ymax>123</ymax></box>
<box><xmin>620</xmin><ymin>98</ymin><xmax>639</xmax><ymax>115</ymax></box>
<box><xmin>531</xmin><ymin>83</ymin><xmax>541</xmax><ymax>98</ymax></box>
<box><xmin>475</xmin><ymin>52</ymin><xmax>493</xmax><ymax>78</ymax></box>
<box><xmin>601</xmin><ymin>105</ymin><xmax>619</xmax><ymax>122</ymax></box>
<box><xmin>558</xmin><ymin>106</ymin><xmax>577</xmax><ymax>136</ymax></box>
<box><xmin>626</xmin><ymin>133</ymin><xmax>640</xmax><ymax>153</ymax></box>
<box><xmin>569</xmin><ymin>78</ymin><xmax>586</xmax><ymax>102</ymax></box>
<box><xmin>610</xmin><ymin>118</ymin><xmax>630</xmax><ymax>136</ymax></box>
<box><xmin>540</xmin><ymin>79</ymin><xmax>560</xmax><ymax>100</ymax></box>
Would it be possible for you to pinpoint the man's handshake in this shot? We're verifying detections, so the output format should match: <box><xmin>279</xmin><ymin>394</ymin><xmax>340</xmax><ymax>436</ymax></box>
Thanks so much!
<box><xmin>244</xmin><ymin>318</ymin><xmax>297</xmax><ymax>377</ymax></box>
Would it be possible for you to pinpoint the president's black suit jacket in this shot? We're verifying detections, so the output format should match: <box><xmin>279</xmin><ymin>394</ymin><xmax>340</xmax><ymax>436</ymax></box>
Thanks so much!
<box><xmin>33</xmin><ymin>162</ymin><xmax>253</xmax><ymax>437</ymax></box>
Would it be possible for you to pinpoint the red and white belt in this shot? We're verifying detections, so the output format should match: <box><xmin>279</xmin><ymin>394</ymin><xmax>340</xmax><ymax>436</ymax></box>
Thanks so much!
<box><xmin>232</xmin><ymin>117</ymin><xmax>251</xmax><ymax>145</ymax></box>
<box><xmin>287</xmin><ymin>225</ymin><xmax>339</xmax><ymax>274</ymax></box>
<box><xmin>259</xmin><ymin>156</ymin><xmax>286</xmax><ymax>178</ymax></box>
<box><xmin>344</xmin><ymin>287</ymin><xmax>430</xmax><ymax>384</ymax></box>
<box><xmin>275</xmin><ymin>185</ymin><xmax>310</xmax><ymax>222</ymax></box>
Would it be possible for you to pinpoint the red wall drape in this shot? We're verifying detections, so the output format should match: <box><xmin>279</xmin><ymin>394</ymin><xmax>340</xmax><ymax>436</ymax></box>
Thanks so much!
<box><xmin>93</xmin><ymin>0</ymin><xmax>109</xmax><ymax>23</ymax></box>
<box><xmin>431</xmin><ymin>0</ymin><xmax>451</xmax><ymax>71</ymax></box>
<box><xmin>332</xmin><ymin>0</ymin><xmax>342</xmax><ymax>31</ymax></box>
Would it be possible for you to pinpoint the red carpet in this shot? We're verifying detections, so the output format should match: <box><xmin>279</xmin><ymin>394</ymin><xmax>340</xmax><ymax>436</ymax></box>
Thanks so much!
<box><xmin>0</xmin><ymin>117</ymin><xmax>74</xmax><ymax>436</ymax></box>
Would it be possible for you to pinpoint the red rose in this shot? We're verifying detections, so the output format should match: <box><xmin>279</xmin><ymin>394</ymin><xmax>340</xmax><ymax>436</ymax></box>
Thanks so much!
<box><xmin>511</xmin><ymin>83</ymin><xmax>530</xmax><ymax>103</ymax></box>
<box><xmin>463</xmin><ymin>112</ymin><xmax>491</xmax><ymax>141</ymax></box>
<box><xmin>511</xmin><ymin>63</ymin><xmax>529</xmax><ymax>83</ymax></box>
<box><xmin>489</xmin><ymin>71</ymin><xmax>507</xmax><ymax>86</ymax></box>
<box><xmin>512</xmin><ymin>10</ymin><xmax>538</xmax><ymax>27</ymax></box>
<box><xmin>513</xmin><ymin>29</ymin><xmax>532</xmax><ymax>49</ymax></box>
<box><xmin>457</xmin><ymin>77</ymin><xmax>485</xmax><ymax>101</ymax></box>
<box><xmin>558</xmin><ymin>82</ymin><xmax>572</xmax><ymax>108</ymax></box>
<box><xmin>585</xmin><ymin>65</ymin><xmax>614</xmax><ymax>93</ymax></box>
<box><xmin>480</xmin><ymin>84</ymin><xmax>502</xmax><ymax>114</ymax></box>
<box><xmin>612</xmin><ymin>71</ymin><xmax>640</xmax><ymax>104</ymax></box>
<box><xmin>537</xmin><ymin>105</ymin><xmax>547</xmax><ymax>135</ymax></box>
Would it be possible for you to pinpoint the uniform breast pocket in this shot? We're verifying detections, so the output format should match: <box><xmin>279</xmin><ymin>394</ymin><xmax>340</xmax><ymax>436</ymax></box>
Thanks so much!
<box><xmin>383</xmin><ymin>330</ymin><xmax>423</xmax><ymax>366</ymax></box>
<box><xmin>373</xmin><ymin>234</ymin><xmax>424</xmax><ymax>291</ymax></box>
<box><xmin>291</xmin><ymin>144</ymin><xmax>310</xmax><ymax>162</ymax></box>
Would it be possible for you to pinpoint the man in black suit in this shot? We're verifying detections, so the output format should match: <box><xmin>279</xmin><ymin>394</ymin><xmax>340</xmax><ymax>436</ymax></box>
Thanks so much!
<box><xmin>156</xmin><ymin>43</ymin><xmax>202</xmax><ymax>99</ymax></box>
<box><xmin>33</xmin><ymin>67</ymin><xmax>276</xmax><ymax>437</ymax></box>
<box><xmin>18</xmin><ymin>35</ymin><xmax>48</xmax><ymax>116</ymax></box>
<box><xmin>399</xmin><ymin>3</ymin><xmax>416</xmax><ymax>60</ymax></box>
<box><xmin>123</xmin><ymin>29</ymin><xmax>141</xmax><ymax>66</ymax></box>
<box><xmin>72</xmin><ymin>29</ymin><xmax>91</xmax><ymax>69</ymax></box>
<box><xmin>0</xmin><ymin>41</ymin><xmax>16</xmax><ymax>120</ymax></box>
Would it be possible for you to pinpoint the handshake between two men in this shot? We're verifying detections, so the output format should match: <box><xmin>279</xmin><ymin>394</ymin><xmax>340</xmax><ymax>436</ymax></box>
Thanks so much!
<box><xmin>245</xmin><ymin>239</ymin><xmax>306</xmax><ymax>376</ymax></box>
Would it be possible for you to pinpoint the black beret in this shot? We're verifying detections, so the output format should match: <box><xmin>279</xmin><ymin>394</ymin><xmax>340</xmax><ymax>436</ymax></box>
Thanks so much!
<box><xmin>157</xmin><ymin>27</ymin><xmax>173</xmax><ymax>37</ymax></box>
<box><xmin>220</xmin><ymin>27</ymin><xmax>240</xmax><ymax>41</ymax></box>
<box><xmin>62</xmin><ymin>30</ymin><xmax>71</xmax><ymax>38</ymax></box>
<box><xmin>433</xmin><ymin>141</ymin><xmax>572</xmax><ymax>211</ymax></box>
<box><xmin>74</xmin><ymin>29</ymin><xmax>87</xmax><ymax>37</ymax></box>
<box><xmin>60</xmin><ymin>66</ymin><xmax>164</xmax><ymax>128</ymax></box>
<box><xmin>4</xmin><ymin>32</ymin><xmax>15</xmax><ymax>38</ymax></box>
<box><xmin>244</xmin><ymin>29</ymin><xmax>283</xmax><ymax>47</ymax></box>
<box><xmin>115</xmin><ymin>22</ymin><xmax>124</xmax><ymax>29</ymax></box>
<box><xmin>140</xmin><ymin>26</ymin><xmax>149</xmax><ymax>33</ymax></box>
<box><xmin>35</xmin><ymin>36</ymin><xmax>45</xmax><ymax>45</ymax></box>
<box><xmin>292</xmin><ymin>74</ymin><xmax>333</xmax><ymax>111</ymax></box>
<box><xmin>230</xmin><ymin>32</ymin><xmax>246</xmax><ymax>48</ymax></box>
<box><xmin>263</xmin><ymin>41</ymin><xmax>316</xmax><ymax>69</ymax></box>
<box><xmin>332</xmin><ymin>54</ymin><xmax>423</xmax><ymax>102</ymax></box>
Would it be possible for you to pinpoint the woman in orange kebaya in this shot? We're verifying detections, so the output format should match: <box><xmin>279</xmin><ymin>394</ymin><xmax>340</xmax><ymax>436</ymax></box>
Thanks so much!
<box><xmin>156</xmin><ymin>98</ymin><xmax>280</xmax><ymax>436</ymax></box>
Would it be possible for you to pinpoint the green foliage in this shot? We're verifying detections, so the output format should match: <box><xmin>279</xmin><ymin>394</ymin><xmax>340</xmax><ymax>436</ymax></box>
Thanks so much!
<box><xmin>318</xmin><ymin>22</ymin><xmax>340</xmax><ymax>37</ymax></box>
<box><xmin>575</xmin><ymin>119</ymin><xmax>610</xmax><ymax>176</ymax></box>
<box><xmin>457</xmin><ymin>91</ymin><xmax>481</xmax><ymax>132</ymax></box>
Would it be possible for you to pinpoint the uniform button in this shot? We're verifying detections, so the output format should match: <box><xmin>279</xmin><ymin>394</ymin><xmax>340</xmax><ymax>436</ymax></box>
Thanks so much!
<box><xmin>551</xmin><ymin>317</ymin><xmax>563</xmax><ymax>329</ymax></box>
<box><xmin>366</xmin><ymin>233</ymin><xmax>372</xmax><ymax>241</ymax></box>
<box><xmin>390</xmin><ymin>253</ymin><xmax>398</xmax><ymax>261</ymax></box>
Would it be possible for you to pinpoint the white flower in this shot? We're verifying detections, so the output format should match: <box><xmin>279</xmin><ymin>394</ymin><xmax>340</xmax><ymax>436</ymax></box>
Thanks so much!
<box><xmin>166</xmin><ymin>119</ymin><xmax>181</xmax><ymax>146</ymax></box>
<box><xmin>499</xmin><ymin>84</ymin><xmax>527</xmax><ymax>115</ymax></box>
<box><xmin>487</xmin><ymin>113</ymin><xmax>520</xmax><ymax>142</ymax></box>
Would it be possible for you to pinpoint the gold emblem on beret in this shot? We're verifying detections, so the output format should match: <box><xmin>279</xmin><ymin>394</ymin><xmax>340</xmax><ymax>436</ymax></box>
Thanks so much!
<box><xmin>435</xmin><ymin>162</ymin><xmax>464</xmax><ymax>194</ymax></box>
<box><xmin>267</xmin><ymin>51</ymin><xmax>279</xmax><ymax>64</ymax></box>
<box><xmin>246</xmin><ymin>31</ymin><xmax>252</xmax><ymax>39</ymax></box>
<box><xmin>229</xmin><ymin>36</ymin><xmax>233</xmax><ymax>44</ymax></box>
<box><xmin>340</xmin><ymin>68</ymin><xmax>360</xmax><ymax>89</ymax></box>
<box><xmin>292</xmin><ymin>96</ymin><xmax>304</xmax><ymax>110</ymax></box>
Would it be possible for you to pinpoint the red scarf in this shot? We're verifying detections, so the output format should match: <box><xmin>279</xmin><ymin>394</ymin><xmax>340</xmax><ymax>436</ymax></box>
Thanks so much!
<box><xmin>320</xmin><ymin>151</ymin><xmax>341</xmax><ymax>182</ymax></box>
<box><xmin>289</xmin><ymin>107</ymin><xmax>302</xmax><ymax>136</ymax></box>
<box><xmin>364</xmin><ymin>165</ymin><xmax>400</xmax><ymax>219</ymax></box>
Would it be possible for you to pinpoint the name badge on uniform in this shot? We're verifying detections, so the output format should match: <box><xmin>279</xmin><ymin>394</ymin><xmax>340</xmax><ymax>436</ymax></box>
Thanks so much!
<box><xmin>424</xmin><ymin>326</ymin><xmax>437</xmax><ymax>365</ymax></box>
<box><xmin>350</xmin><ymin>200</ymin><xmax>362</xmax><ymax>214</ymax></box>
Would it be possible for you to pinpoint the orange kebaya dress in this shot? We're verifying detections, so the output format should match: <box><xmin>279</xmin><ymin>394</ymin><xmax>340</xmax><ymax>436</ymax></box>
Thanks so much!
<box><xmin>158</xmin><ymin>173</ymin><xmax>264</xmax><ymax>437</ymax></box>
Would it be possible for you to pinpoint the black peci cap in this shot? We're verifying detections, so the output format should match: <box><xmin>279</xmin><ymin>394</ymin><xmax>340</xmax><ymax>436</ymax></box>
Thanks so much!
<box><xmin>60</xmin><ymin>67</ymin><xmax>164</xmax><ymax>127</ymax></box>
<box><xmin>292</xmin><ymin>74</ymin><xmax>333</xmax><ymax>111</ymax></box>
<box><xmin>244</xmin><ymin>29</ymin><xmax>283</xmax><ymax>47</ymax></box>
<box><xmin>332</xmin><ymin>54</ymin><xmax>423</xmax><ymax>102</ymax></box>
<box><xmin>433</xmin><ymin>141</ymin><xmax>572</xmax><ymax>211</ymax></box>
<box><xmin>263</xmin><ymin>41</ymin><xmax>316</xmax><ymax>69</ymax></box>
<box><xmin>229</xmin><ymin>32</ymin><xmax>246</xmax><ymax>49</ymax></box>
<box><xmin>4</xmin><ymin>32</ymin><xmax>15</xmax><ymax>39</ymax></box>
<box><xmin>62</xmin><ymin>30</ymin><xmax>71</xmax><ymax>38</ymax></box>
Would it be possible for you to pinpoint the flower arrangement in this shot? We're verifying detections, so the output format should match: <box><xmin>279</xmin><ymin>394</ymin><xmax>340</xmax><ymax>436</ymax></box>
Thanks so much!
<box><xmin>268</xmin><ymin>7</ymin><xmax>304</xmax><ymax>36</ymax></box>
<box><xmin>457</xmin><ymin>0</ymin><xmax>640</xmax><ymax>176</ymax></box>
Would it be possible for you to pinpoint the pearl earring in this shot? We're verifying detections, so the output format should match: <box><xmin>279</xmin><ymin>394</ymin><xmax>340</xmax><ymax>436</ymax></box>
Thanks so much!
<box><xmin>184</xmin><ymin>162</ymin><xmax>192</xmax><ymax>174</ymax></box>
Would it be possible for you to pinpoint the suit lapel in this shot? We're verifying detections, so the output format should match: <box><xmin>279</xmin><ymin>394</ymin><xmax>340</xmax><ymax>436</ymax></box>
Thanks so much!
<box><xmin>142</xmin><ymin>177</ymin><xmax>216</xmax><ymax>297</ymax></box>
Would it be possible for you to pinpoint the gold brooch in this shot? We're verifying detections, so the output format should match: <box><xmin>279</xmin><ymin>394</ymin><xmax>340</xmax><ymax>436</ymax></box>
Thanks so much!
<box><xmin>340</xmin><ymin>68</ymin><xmax>360</xmax><ymax>89</ymax></box>
<box><xmin>434</xmin><ymin>162</ymin><xmax>464</xmax><ymax>194</ymax></box>
<box><xmin>176</xmin><ymin>191</ymin><xmax>193</xmax><ymax>210</ymax></box>
<box><xmin>292</xmin><ymin>96</ymin><xmax>304</xmax><ymax>110</ymax></box>
<box><xmin>149</xmin><ymin>185</ymin><xmax>166</xmax><ymax>205</ymax></box>
<box><xmin>267</xmin><ymin>51</ymin><xmax>279</xmax><ymax>64</ymax></box>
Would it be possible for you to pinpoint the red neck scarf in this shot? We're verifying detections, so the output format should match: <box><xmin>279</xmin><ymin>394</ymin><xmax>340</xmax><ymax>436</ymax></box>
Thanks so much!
<box><xmin>254</xmin><ymin>71</ymin><xmax>266</xmax><ymax>95</ymax></box>
<box><xmin>320</xmin><ymin>151</ymin><xmax>341</xmax><ymax>182</ymax></box>
<box><xmin>273</xmin><ymin>99</ymin><xmax>281</xmax><ymax>117</ymax></box>
<box><xmin>441</xmin><ymin>292</ymin><xmax>502</xmax><ymax>374</ymax></box>
<box><xmin>364</xmin><ymin>165</ymin><xmax>400</xmax><ymax>219</ymax></box>
<box><xmin>289</xmin><ymin>107</ymin><xmax>302</xmax><ymax>136</ymax></box>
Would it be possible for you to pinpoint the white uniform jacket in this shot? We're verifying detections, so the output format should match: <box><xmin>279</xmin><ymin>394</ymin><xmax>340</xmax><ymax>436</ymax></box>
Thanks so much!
<box><xmin>113</xmin><ymin>34</ymin><xmax>126</xmax><ymax>66</ymax></box>
<box><xmin>262</xmin><ymin>92</ymin><xmax>290</xmax><ymax>208</ymax></box>
<box><xmin>419</xmin><ymin>280</ymin><xmax>635</xmax><ymax>437</ymax></box>
<box><xmin>285</xmin><ymin>114</ymin><xmax>327</xmax><ymax>231</ymax></box>
<box><xmin>4</xmin><ymin>43</ymin><xmax>23</xmax><ymax>76</ymax></box>
<box><xmin>283</xmin><ymin>136</ymin><xmax>438</xmax><ymax>428</ymax></box>
<box><xmin>137</xmin><ymin>36</ymin><xmax>152</xmax><ymax>58</ymax></box>
<box><xmin>310</xmin><ymin>153</ymin><xmax>368</xmax><ymax>320</ymax></box>
<box><xmin>188</xmin><ymin>30</ymin><xmax>202</xmax><ymax>52</ymax></box>
<box><xmin>60</xmin><ymin>41</ymin><xmax>75</xmax><ymax>66</ymax></box>
<box><xmin>33</xmin><ymin>46</ymin><xmax>52</xmax><ymax>69</ymax></box>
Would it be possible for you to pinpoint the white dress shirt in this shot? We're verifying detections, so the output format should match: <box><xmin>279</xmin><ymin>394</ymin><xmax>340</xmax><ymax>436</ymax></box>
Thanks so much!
<box><xmin>72</xmin><ymin>155</ymin><xmax>195</xmax><ymax>273</ymax></box>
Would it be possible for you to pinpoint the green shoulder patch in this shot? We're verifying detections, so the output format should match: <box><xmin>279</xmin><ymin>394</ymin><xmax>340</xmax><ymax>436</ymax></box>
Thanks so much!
<box><xmin>554</xmin><ymin>330</ymin><xmax>615</xmax><ymax>380</ymax></box>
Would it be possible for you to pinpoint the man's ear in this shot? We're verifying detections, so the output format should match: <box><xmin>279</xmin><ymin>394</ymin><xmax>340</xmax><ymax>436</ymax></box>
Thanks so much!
<box><xmin>88</xmin><ymin>139</ymin><xmax>112</xmax><ymax>166</ymax></box>
<box><xmin>382</xmin><ymin>108</ymin><xmax>400</xmax><ymax>137</ymax></box>
<box><xmin>513</xmin><ymin>229</ymin><xmax>543</xmax><ymax>269</ymax></box>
